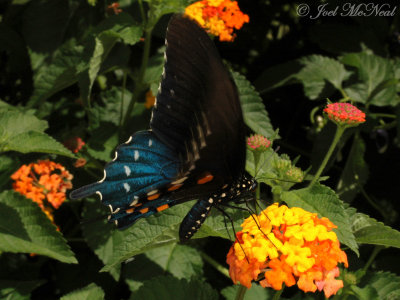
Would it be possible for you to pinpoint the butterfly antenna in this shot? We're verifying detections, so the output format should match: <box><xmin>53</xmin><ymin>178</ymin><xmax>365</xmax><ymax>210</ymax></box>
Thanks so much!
<box><xmin>214</xmin><ymin>205</ymin><xmax>250</xmax><ymax>264</ymax></box>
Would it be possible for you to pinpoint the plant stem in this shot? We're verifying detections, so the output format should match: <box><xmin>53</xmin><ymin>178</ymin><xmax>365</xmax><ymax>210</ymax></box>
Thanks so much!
<box><xmin>362</xmin><ymin>246</ymin><xmax>383</xmax><ymax>273</ymax></box>
<box><xmin>359</xmin><ymin>185</ymin><xmax>389</xmax><ymax>221</ymax></box>
<box><xmin>234</xmin><ymin>285</ymin><xmax>247</xmax><ymax>300</ymax></box>
<box><xmin>309</xmin><ymin>125</ymin><xmax>345</xmax><ymax>187</ymax></box>
<box><xmin>272</xmin><ymin>287</ymin><xmax>284</xmax><ymax>300</ymax></box>
<box><xmin>122</xmin><ymin>10</ymin><xmax>154</xmax><ymax>134</ymax></box>
<box><xmin>200</xmin><ymin>252</ymin><xmax>230</xmax><ymax>279</ymax></box>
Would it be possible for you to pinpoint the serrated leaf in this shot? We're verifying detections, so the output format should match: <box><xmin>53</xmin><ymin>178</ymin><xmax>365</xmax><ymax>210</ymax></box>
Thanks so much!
<box><xmin>232</xmin><ymin>72</ymin><xmax>275</xmax><ymax>138</ymax></box>
<box><xmin>192</xmin><ymin>205</ymin><xmax>250</xmax><ymax>240</ymax></box>
<box><xmin>100</xmin><ymin>202</ymin><xmax>193</xmax><ymax>272</ymax></box>
<box><xmin>281</xmin><ymin>184</ymin><xmax>358</xmax><ymax>255</ymax></box>
<box><xmin>29</xmin><ymin>39</ymin><xmax>86</xmax><ymax>106</ymax></box>
<box><xmin>350</xmin><ymin>285</ymin><xmax>379</xmax><ymax>300</ymax></box>
<box><xmin>3</xmin><ymin>131</ymin><xmax>75</xmax><ymax>158</ymax></box>
<box><xmin>347</xmin><ymin>207</ymin><xmax>400</xmax><ymax>248</ymax></box>
<box><xmin>0</xmin><ymin>280</ymin><xmax>44</xmax><ymax>300</ymax></box>
<box><xmin>93</xmin><ymin>13</ymin><xmax>143</xmax><ymax>46</ymax></box>
<box><xmin>221</xmin><ymin>283</ymin><xmax>272</xmax><ymax>300</ymax></box>
<box><xmin>60</xmin><ymin>283</ymin><xmax>104</xmax><ymax>300</ymax></box>
<box><xmin>82</xmin><ymin>199</ymin><xmax>124</xmax><ymax>280</ymax></box>
<box><xmin>0</xmin><ymin>109</ymin><xmax>47</xmax><ymax>136</ymax></box>
<box><xmin>296</xmin><ymin>55</ymin><xmax>351</xmax><ymax>99</ymax></box>
<box><xmin>341</xmin><ymin>52</ymin><xmax>398</xmax><ymax>106</ymax></box>
<box><xmin>145</xmin><ymin>243</ymin><xmax>203</xmax><ymax>279</ymax></box>
<box><xmin>362</xmin><ymin>272</ymin><xmax>400</xmax><ymax>300</ymax></box>
<box><xmin>0</xmin><ymin>109</ymin><xmax>74</xmax><ymax>157</ymax></box>
<box><xmin>0</xmin><ymin>191</ymin><xmax>77</xmax><ymax>264</ymax></box>
<box><xmin>100</xmin><ymin>200</ymin><xmax>246</xmax><ymax>272</ymax></box>
<box><xmin>87</xmin><ymin>122</ymin><xmax>119</xmax><ymax>161</ymax></box>
<box><xmin>336</xmin><ymin>135</ymin><xmax>369</xmax><ymax>203</ymax></box>
<box><xmin>130</xmin><ymin>276</ymin><xmax>219</xmax><ymax>300</ymax></box>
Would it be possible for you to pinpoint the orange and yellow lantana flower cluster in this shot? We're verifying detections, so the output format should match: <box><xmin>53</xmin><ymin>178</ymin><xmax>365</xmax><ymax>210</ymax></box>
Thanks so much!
<box><xmin>226</xmin><ymin>203</ymin><xmax>348</xmax><ymax>298</ymax></box>
<box><xmin>11</xmin><ymin>160</ymin><xmax>73</xmax><ymax>222</ymax></box>
<box><xmin>185</xmin><ymin>0</ymin><xmax>249</xmax><ymax>41</ymax></box>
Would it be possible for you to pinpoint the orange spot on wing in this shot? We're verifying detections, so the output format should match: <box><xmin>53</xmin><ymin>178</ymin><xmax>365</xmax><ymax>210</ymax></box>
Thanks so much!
<box><xmin>156</xmin><ymin>204</ymin><xmax>169</xmax><ymax>212</ymax></box>
<box><xmin>148</xmin><ymin>193</ymin><xmax>160</xmax><ymax>200</ymax></box>
<box><xmin>126</xmin><ymin>208</ymin><xmax>134</xmax><ymax>214</ymax></box>
<box><xmin>140</xmin><ymin>208</ymin><xmax>149</xmax><ymax>214</ymax></box>
<box><xmin>135</xmin><ymin>203</ymin><xmax>142</xmax><ymax>207</ymax></box>
<box><xmin>168</xmin><ymin>184</ymin><xmax>183</xmax><ymax>191</ymax></box>
<box><xmin>197</xmin><ymin>173</ymin><xmax>214</xmax><ymax>185</ymax></box>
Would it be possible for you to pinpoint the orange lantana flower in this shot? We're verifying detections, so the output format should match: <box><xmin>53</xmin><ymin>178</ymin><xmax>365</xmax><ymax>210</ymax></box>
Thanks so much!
<box><xmin>185</xmin><ymin>0</ymin><xmax>249</xmax><ymax>41</ymax></box>
<box><xmin>11</xmin><ymin>160</ymin><xmax>73</xmax><ymax>222</ymax></box>
<box><xmin>226</xmin><ymin>203</ymin><xmax>348</xmax><ymax>298</ymax></box>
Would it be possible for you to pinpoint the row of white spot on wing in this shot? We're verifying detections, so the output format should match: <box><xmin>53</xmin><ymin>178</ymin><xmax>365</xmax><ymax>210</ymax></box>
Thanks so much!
<box><xmin>123</xmin><ymin>183</ymin><xmax>131</xmax><ymax>193</ymax></box>
<box><xmin>130</xmin><ymin>195</ymin><xmax>139</xmax><ymax>206</ymax></box>
<box><xmin>134</xmin><ymin>150</ymin><xmax>139</xmax><ymax>161</ymax></box>
<box><xmin>147</xmin><ymin>189</ymin><xmax>158</xmax><ymax>196</ymax></box>
<box><xmin>124</xmin><ymin>165</ymin><xmax>131</xmax><ymax>177</ymax></box>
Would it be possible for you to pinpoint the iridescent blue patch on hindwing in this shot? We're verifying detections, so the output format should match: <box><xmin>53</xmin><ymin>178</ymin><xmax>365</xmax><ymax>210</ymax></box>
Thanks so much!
<box><xmin>70</xmin><ymin>130</ymin><xmax>181</xmax><ymax>227</ymax></box>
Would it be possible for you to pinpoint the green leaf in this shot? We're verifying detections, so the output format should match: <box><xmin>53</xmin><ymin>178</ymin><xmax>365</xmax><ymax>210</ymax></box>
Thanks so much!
<box><xmin>336</xmin><ymin>135</ymin><xmax>369</xmax><ymax>203</ymax></box>
<box><xmin>78</xmin><ymin>31</ymin><xmax>120</xmax><ymax>104</ymax></box>
<box><xmin>350</xmin><ymin>285</ymin><xmax>379</xmax><ymax>300</ymax></box>
<box><xmin>60</xmin><ymin>283</ymin><xmax>105</xmax><ymax>300</ymax></box>
<box><xmin>100</xmin><ymin>201</ymin><xmax>245</xmax><ymax>272</ymax></box>
<box><xmin>29</xmin><ymin>39</ymin><xmax>85</xmax><ymax>106</ymax></box>
<box><xmin>0</xmin><ymin>155</ymin><xmax>19</xmax><ymax>190</ymax></box>
<box><xmin>221</xmin><ymin>283</ymin><xmax>272</xmax><ymax>300</ymax></box>
<box><xmin>341</xmin><ymin>52</ymin><xmax>398</xmax><ymax>106</ymax></box>
<box><xmin>130</xmin><ymin>276</ymin><xmax>219</xmax><ymax>300</ymax></box>
<box><xmin>232</xmin><ymin>71</ymin><xmax>276</xmax><ymax>138</ymax></box>
<box><xmin>0</xmin><ymin>191</ymin><xmax>77</xmax><ymax>264</ymax></box>
<box><xmin>29</xmin><ymin>14</ymin><xmax>142</xmax><ymax>107</ymax></box>
<box><xmin>0</xmin><ymin>110</ymin><xmax>75</xmax><ymax>157</ymax></box>
<box><xmin>3</xmin><ymin>132</ymin><xmax>75</xmax><ymax>157</ymax></box>
<box><xmin>360</xmin><ymin>272</ymin><xmax>400</xmax><ymax>300</ymax></box>
<box><xmin>347</xmin><ymin>207</ymin><xmax>400</xmax><ymax>248</ymax></box>
<box><xmin>81</xmin><ymin>199</ymin><xmax>124</xmax><ymax>280</ymax></box>
<box><xmin>93</xmin><ymin>13</ymin><xmax>143</xmax><ymax>46</ymax></box>
<box><xmin>296</xmin><ymin>55</ymin><xmax>351</xmax><ymax>99</ymax></box>
<box><xmin>87</xmin><ymin>122</ymin><xmax>119</xmax><ymax>161</ymax></box>
<box><xmin>281</xmin><ymin>184</ymin><xmax>359</xmax><ymax>255</ymax></box>
<box><xmin>0</xmin><ymin>280</ymin><xmax>44</xmax><ymax>300</ymax></box>
<box><xmin>100</xmin><ymin>202</ymin><xmax>192</xmax><ymax>272</ymax></box>
<box><xmin>149</xmin><ymin>0</ymin><xmax>190</xmax><ymax>27</ymax></box>
<box><xmin>145</xmin><ymin>243</ymin><xmax>203</xmax><ymax>279</ymax></box>
<box><xmin>192</xmin><ymin>206</ymin><xmax>249</xmax><ymax>240</ymax></box>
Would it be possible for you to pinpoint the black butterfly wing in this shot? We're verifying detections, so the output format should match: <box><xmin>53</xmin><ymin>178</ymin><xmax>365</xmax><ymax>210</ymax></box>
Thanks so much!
<box><xmin>151</xmin><ymin>15</ymin><xmax>248</xmax><ymax>240</ymax></box>
<box><xmin>151</xmin><ymin>15</ymin><xmax>246</xmax><ymax>186</ymax></box>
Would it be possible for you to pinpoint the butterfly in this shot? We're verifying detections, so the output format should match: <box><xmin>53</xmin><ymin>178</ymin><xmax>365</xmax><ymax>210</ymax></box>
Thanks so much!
<box><xmin>70</xmin><ymin>14</ymin><xmax>256</xmax><ymax>241</ymax></box>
